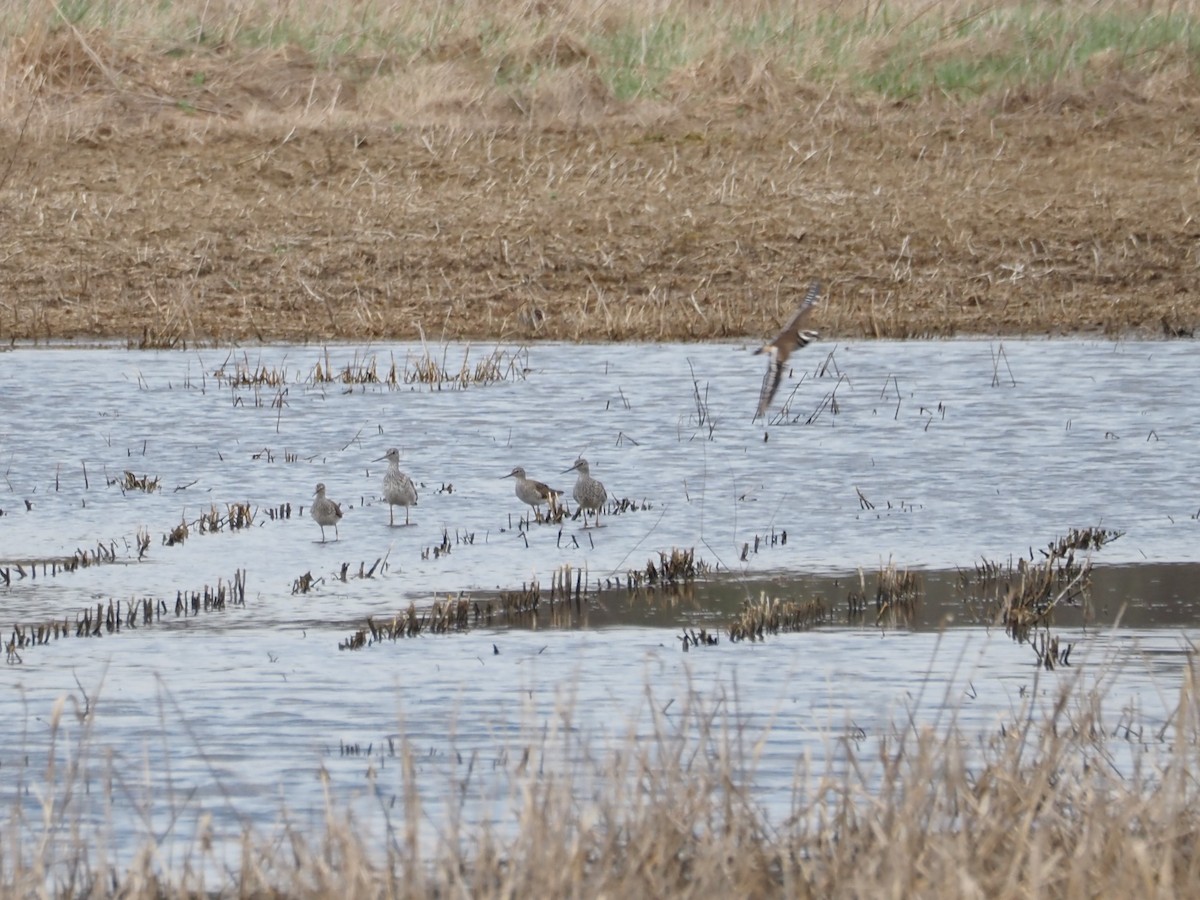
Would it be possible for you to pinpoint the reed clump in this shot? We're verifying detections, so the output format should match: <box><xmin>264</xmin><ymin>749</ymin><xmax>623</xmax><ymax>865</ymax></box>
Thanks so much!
<box><xmin>163</xmin><ymin>503</ymin><xmax>256</xmax><ymax>546</ymax></box>
<box><xmin>1040</xmin><ymin>525</ymin><xmax>1123</xmax><ymax>569</ymax></box>
<box><xmin>404</xmin><ymin>345</ymin><xmax>530</xmax><ymax>389</ymax></box>
<box><xmin>312</xmin><ymin>350</ymin><xmax>399</xmax><ymax>386</ymax></box>
<box><xmin>115</xmin><ymin>471</ymin><xmax>160</xmax><ymax>493</ymax></box>
<box><xmin>339</xmin><ymin>595</ymin><xmax>475</xmax><ymax>649</ymax></box>
<box><xmin>628</xmin><ymin>547</ymin><xmax>710</xmax><ymax>589</ymax></box>
<box><xmin>848</xmin><ymin>560</ymin><xmax>922</xmax><ymax>625</ymax></box>
<box><xmin>212</xmin><ymin>360</ymin><xmax>290</xmax><ymax>388</ymax></box>
<box><xmin>338</xmin><ymin>568</ymin><xmax>600</xmax><ymax>649</ymax></box>
<box><xmin>481</xmin><ymin>566</ymin><xmax>586</xmax><ymax>609</ymax></box>
<box><xmin>0</xmin><ymin>529</ymin><xmax>161</xmax><ymax>582</ymax></box>
<box><xmin>4</xmin><ymin>569</ymin><xmax>247</xmax><ymax>662</ymax></box>
<box><xmin>728</xmin><ymin>591</ymin><xmax>829</xmax><ymax>641</ymax></box>
<box><xmin>495</xmin><ymin>582</ymin><xmax>541</xmax><ymax>617</ymax></box>
<box><xmin>959</xmin><ymin>527</ymin><xmax>1120</xmax><ymax>656</ymax></box>
<box><xmin>292</xmin><ymin>571</ymin><xmax>318</xmax><ymax>594</ymax></box>
<box><xmin>164</xmin><ymin>517</ymin><xmax>188</xmax><ymax>546</ymax></box>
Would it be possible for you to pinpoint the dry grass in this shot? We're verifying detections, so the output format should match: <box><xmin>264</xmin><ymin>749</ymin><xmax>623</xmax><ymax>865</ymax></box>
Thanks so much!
<box><xmin>7</xmin><ymin>660</ymin><xmax>1200</xmax><ymax>896</ymax></box>
<box><xmin>0</xmin><ymin>2</ymin><xmax>1197</xmax><ymax>343</ymax></box>
<box><xmin>2</xmin><ymin>1</ymin><xmax>1196</xmax><ymax>126</ymax></box>
<box><xmin>728</xmin><ymin>590</ymin><xmax>829</xmax><ymax>640</ymax></box>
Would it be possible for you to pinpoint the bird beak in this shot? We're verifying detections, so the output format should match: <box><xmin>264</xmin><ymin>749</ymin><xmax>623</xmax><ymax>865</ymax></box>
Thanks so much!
<box><xmin>501</xmin><ymin>471</ymin><xmax>515</xmax><ymax>479</ymax></box>
<box><xmin>373</xmin><ymin>455</ymin><xmax>387</xmax><ymax>462</ymax></box>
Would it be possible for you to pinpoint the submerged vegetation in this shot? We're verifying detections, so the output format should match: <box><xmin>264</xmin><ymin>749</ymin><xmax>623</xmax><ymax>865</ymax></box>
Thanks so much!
<box><xmin>1</xmin><ymin>526</ymin><xmax>1121</xmax><ymax>659</ymax></box>
<box><xmin>210</xmin><ymin>346</ymin><xmax>531</xmax><ymax>391</ymax></box>
<box><xmin>4</xmin><ymin>569</ymin><xmax>246</xmax><ymax>663</ymax></box>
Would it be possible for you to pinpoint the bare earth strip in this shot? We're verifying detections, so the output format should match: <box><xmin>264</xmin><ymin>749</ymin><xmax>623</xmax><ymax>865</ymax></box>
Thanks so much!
<box><xmin>1</xmin><ymin>73</ymin><xmax>1198</xmax><ymax>344</ymax></box>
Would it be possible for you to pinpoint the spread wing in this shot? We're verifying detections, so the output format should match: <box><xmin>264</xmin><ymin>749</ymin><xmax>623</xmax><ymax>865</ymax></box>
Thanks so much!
<box><xmin>755</xmin><ymin>350</ymin><xmax>785</xmax><ymax>420</ymax></box>
<box><xmin>754</xmin><ymin>279</ymin><xmax>822</xmax><ymax>420</ymax></box>
<box><xmin>773</xmin><ymin>280</ymin><xmax>821</xmax><ymax>349</ymax></box>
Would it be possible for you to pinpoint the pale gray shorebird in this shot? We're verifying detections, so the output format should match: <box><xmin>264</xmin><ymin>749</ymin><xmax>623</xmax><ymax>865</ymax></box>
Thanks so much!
<box><xmin>311</xmin><ymin>483</ymin><xmax>343</xmax><ymax>543</ymax></box>
<box><xmin>563</xmin><ymin>457</ymin><xmax>607</xmax><ymax>528</ymax></box>
<box><xmin>376</xmin><ymin>447</ymin><xmax>418</xmax><ymax>526</ymax></box>
<box><xmin>754</xmin><ymin>280</ymin><xmax>821</xmax><ymax>420</ymax></box>
<box><xmin>503</xmin><ymin>467</ymin><xmax>562</xmax><ymax>519</ymax></box>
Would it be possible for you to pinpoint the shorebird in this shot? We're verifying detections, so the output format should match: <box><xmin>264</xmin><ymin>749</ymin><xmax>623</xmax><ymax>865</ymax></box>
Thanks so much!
<box><xmin>754</xmin><ymin>280</ymin><xmax>821</xmax><ymax>420</ymax></box>
<box><xmin>311</xmin><ymin>483</ymin><xmax>343</xmax><ymax>543</ymax></box>
<box><xmin>503</xmin><ymin>467</ymin><xmax>562</xmax><ymax>520</ymax></box>
<box><xmin>562</xmin><ymin>457</ymin><xmax>607</xmax><ymax>528</ymax></box>
<box><xmin>375</xmin><ymin>447</ymin><xmax>418</xmax><ymax>526</ymax></box>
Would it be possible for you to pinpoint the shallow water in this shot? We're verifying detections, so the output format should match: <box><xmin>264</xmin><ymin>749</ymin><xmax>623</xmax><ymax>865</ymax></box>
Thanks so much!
<box><xmin>1</xmin><ymin>339</ymin><xmax>1198</xmax><ymax>866</ymax></box>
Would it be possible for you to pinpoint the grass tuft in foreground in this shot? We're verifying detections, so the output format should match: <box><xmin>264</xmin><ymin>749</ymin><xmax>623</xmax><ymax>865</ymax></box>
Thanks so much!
<box><xmin>6</xmin><ymin>662</ymin><xmax>1200</xmax><ymax>896</ymax></box>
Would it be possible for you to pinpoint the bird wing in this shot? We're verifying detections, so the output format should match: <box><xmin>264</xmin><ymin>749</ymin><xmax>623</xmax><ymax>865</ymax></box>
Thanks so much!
<box><xmin>531</xmin><ymin>478</ymin><xmax>559</xmax><ymax>500</ymax></box>
<box><xmin>754</xmin><ymin>280</ymin><xmax>821</xmax><ymax>419</ymax></box>
<box><xmin>755</xmin><ymin>350</ymin><xmax>785</xmax><ymax>420</ymax></box>
<box><xmin>774</xmin><ymin>280</ymin><xmax>821</xmax><ymax>349</ymax></box>
<box><xmin>392</xmin><ymin>472</ymin><xmax>417</xmax><ymax>503</ymax></box>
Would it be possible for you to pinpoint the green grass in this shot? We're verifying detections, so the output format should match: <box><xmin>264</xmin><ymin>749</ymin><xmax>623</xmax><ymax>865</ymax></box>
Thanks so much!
<box><xmin>591</xmin><ymin>19</ymin><xmax>692</xmax><ymax>100</ymax></box>
<box><xmin>2</xmin><ymin>0</ymin><xmax>1198</xmax><ymax>115</ymax></box>
<box><xmin>853</xmin><ymin>6</ymin><xmax>1200</xmax><ymax>98</ymax></box>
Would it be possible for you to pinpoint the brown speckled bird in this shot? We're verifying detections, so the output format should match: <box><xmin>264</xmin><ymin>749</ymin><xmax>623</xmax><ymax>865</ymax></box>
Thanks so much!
<box><xmin>754</xmin><ymin>280</ymin><xmax>821</xmax><ymax>420</ymax></box>
<box><xmin>311</xmin><ymin>483</ymin><xmax>343</xmax><ymax>543</ymax></box>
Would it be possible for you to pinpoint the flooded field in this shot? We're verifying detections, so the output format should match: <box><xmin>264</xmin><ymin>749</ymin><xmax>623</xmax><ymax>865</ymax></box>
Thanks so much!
<box><xmin>2</xmin><ymin>338</ymin><xmax>1198</xmax><ymax>867</ymax></box>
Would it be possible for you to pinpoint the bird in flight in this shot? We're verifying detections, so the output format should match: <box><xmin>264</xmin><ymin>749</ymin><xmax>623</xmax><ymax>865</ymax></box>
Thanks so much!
<box><xmin>753</xmin><ymin>280</ymin><xmax>821</xmax><ymax>420</ymax></box>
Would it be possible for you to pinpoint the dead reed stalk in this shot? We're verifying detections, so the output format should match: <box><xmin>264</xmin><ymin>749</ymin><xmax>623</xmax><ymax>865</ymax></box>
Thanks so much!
<box><xmin>13</xmin><ymin>658</ymin><xmax>1200</xmax><ymax>896</ymax></box>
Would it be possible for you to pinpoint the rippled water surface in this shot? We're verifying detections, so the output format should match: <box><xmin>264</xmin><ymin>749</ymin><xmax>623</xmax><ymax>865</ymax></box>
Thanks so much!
<box><xmin>2</xmin><ymin>339</ymin><xmax>1198</xmax><ymax>860</ymax></box>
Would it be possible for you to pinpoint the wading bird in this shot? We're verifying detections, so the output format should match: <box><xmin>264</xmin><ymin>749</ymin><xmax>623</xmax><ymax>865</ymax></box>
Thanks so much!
<box><xmin>376</xmin><ymin>447</ymin><xmax>418</xmax><ymax>526</ymax></box>
<box><xmin>504</xmin><ymin>467</ymin><xmax>562</xmax><ymax>520</ymax></box>
<box><xmin>754</xmin><ymin>280</ymin><xmax>821</xmax><ymax>420</ymax></box>
<box><xmin>311</xmin><ymin>483</ymin><xmax>343</xmax><ymax>543</ymax></box>
<box><xmin>563</xmin><ymin>457</ymin><xmax>607</xmax><ymax>528</ymax></box>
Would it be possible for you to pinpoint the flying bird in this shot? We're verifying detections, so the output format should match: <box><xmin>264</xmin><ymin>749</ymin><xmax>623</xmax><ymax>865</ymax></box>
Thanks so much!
<box><xmin>753</xmin><ymin>280</ymin><xmax>821</xmax><ymax>420</ymax></box>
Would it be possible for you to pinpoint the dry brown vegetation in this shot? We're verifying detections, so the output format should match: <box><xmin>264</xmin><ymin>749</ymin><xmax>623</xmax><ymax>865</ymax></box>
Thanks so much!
<box><xmin>8</xmin><ymin>664</ymin><xmax>1200</xmax><ymax>897</ymax></box>
<box><xmin>0</xmin><ymin>0</ymin><xmax>1198</xmax><ymax>344</ymax></box>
